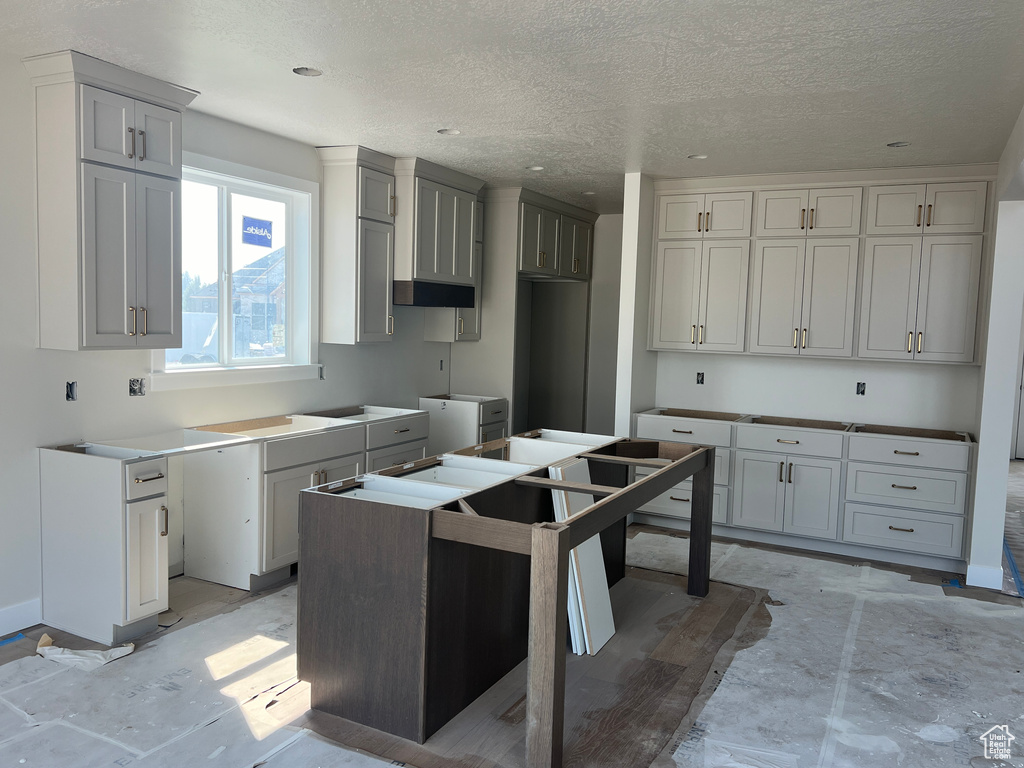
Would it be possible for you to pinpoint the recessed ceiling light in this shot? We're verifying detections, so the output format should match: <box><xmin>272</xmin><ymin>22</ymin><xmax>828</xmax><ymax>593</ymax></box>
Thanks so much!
<box><xmin>887</xmin><ymin>141</ymin><xmax>911</xmax><ymax>148</ymax></box>
<box><xmin>526</xmin><ymin>165</ymin><xmax>544</xmax><ymax>171</ymax></box>
<box><xmin>582</xmin><ymin>191</ymin><xmax>596</xmax><ymax>196</ymax></box>
<box><xmin>292</xmin><ymin>66</ymin><xmax>322</xmax><ymax>77</ymax></box>
<box><xmin>437</xmin><ymin>128</ymin><xmax>461</xmax><ymax>136</ymax></box>
<box><xmin>687</xmin><ymin>154</ymin><xmax>708</xmax><ymax>160</ymax></box>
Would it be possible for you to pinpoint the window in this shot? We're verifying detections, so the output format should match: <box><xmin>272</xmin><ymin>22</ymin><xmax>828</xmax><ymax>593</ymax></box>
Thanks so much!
<box><xmin>152</xmin><ymin>155</ymin><xmax>319</xmax><ymax>388</ymax></box>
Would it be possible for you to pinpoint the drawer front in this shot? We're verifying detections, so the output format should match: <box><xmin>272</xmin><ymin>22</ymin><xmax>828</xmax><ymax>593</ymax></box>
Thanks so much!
<box><xmin>367</xmin><ymin>440</ymin><xmax>428</xmax><ymax>471</ymax></box>
<box><xmin>479</xmin><ymin>399</ymin><xmax>508</xmax><ymax>426</ymax></box>
<box><xmin>479</xmin><ymin>421</ymin><xmax>507</xmax><ymax>443</ymax></box>
<box><xmin>638</xmin><ymin>482</ymin><xmax>728</xmax><ymax>524</ymax></box>
<box><xmin>735</xmin><ymin>425</ymin><xmax>844</xmax><ymax>458</ymax></box>
<box><xmin>842</xmin><ymin>503</ymin><xmax>964</xmax><ymax>558</ymax></box>
<box><xmin>126</xmin><ymin>458</ymin><xmax>168</xmax><ymax>500</ymax></box>
<box><xmin>264</xmin><ymin>425</ymin><xmax>365</xmax><ymax>472</ymax></box>
<box><xmin>637</xmin><ymin>448</ymin><xmax>730</xmax><ymax>486</ymax></box>
<box><xmin>848</xmin><ymin>434</ymin><xmax>969</xmax><ymax>472</ymax></box>
<box><xmin>367</xmin><ymin>413</ymin><xmax>429</xmax><ymax>450</ymax></box>
<box><xmin>845</xmin><ymin>462</ymin><xmax>967</xmax><ymax>515</ymax></box>
<box><xmin>634</xmin><ymin>414</ymin><xmax>732</xmax><ymax>448</ymax></box>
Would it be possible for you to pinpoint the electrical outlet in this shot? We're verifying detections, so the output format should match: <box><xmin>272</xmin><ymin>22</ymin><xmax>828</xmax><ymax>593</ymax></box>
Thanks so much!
<box><xmin>856</xmin><ymin>382</ymin><xmax>866</xmax><ymax>396</ymax></box>
<box><xmin>65</xmin><ymin>381</ymin><xmax>77</xmax><ymax>401</ymax></box>
<box><xmin>129</xmin><ymin>378</ymin><xmax>146</xmax><ymax>396</ymax></box>
<box><xmin>696</xmin><ymin>372</ymin><xmax>705</xmax><ymax>385</ymax></box>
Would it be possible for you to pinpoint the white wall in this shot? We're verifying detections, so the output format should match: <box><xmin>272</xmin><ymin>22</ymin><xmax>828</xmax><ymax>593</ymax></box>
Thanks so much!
<box><xmin>0</xmin><ymin>53</ymin><xmax>449</xmax><ymax>634</ymax></box>
<box><xmin>656</xmin><ymin>356</ymin><xmax>979</xmax><ymax>431</ymax></box>
<box><xmin>585</xmin><ymin>214</ymin><xmax>622</xmax><ymax>435</ymax></box>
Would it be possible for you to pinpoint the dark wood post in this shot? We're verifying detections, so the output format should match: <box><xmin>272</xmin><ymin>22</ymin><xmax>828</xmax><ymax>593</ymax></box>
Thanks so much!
<box><xmin>687</xmin><ymin>448</ymin><xmax>715</xmax><ymax>597</ymax></box>
<box><xmin>526</xmin><ymin>521</ymin><xmax>571</xmax><ymax>768</ymax></box>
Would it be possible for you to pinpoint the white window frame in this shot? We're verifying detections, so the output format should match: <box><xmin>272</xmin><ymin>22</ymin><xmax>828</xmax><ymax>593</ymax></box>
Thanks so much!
<box><xmin>150</xmin><ymin>152</ymin><xmax>320</xmax><ymax>390</ymax></box>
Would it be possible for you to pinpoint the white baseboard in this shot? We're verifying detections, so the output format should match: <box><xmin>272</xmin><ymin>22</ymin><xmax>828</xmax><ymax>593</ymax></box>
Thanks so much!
<box><xmin>0</xmin><ymin>598</ymin><xmax>41</xmax><ymax>638</ymax></box>
<box><xmin>966</xmin><ymin>563</ymin><xmax>1004</xmax><ymax>590</ymax></box>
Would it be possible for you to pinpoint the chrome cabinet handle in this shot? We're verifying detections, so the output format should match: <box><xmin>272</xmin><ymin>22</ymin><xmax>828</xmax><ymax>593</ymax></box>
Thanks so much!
<box><xmin>127</xmin><ymin>127</ymin><xmax>135</xmax><ymax>159</ymax></box>
<box><xmin>916</xmin><ymin>205</ymin><xmax>923</xmax><ymax>227</ymax></box>
<box><xmin>917</xmin><ymin>332</ymin><xmax>923</xmax><ymax>354</ymax></box>
<box><xmin>698</xmin><ymin>325</ymin><xmax>704</xmax><ymax>344</ymax></box>
<box><xmin>573</xmin><ymin>258</ymin><xmax>580</xmax><ymax>274</ymax></box>
<box><xmin>793</xmin><ymin>328</ymin><xmax>798</xmax><ymax>349</ymax></box>
<box><xmin>705</xmin><ymin>211</ymin><xmax>711</xmax><ymax>231</ymax></box>
<box><xmin>490</xmin><ymin>409</ymin><xmax>503</xmax><ymax>415</ymax></box>
<box><xmin>390</xmin><ymin>195</ymin><xmax>396</xmax><ymax>217</ymax></box>
<box><xmin>907</xmin><ymin>331</ymin><xmax>913</xmax><ymax>353</ymax></box>
<box><xmin>800</xmin><ymin>208</ymin><xmax>806</xmax><ymax>229</ymax></box>
<box><xmin>787</xmin><ymin>463</ymin><xmax>793</xmax><ymax>483</ymax></box>
<box><xmin>140</xmin><ymin>307</ymin><xmax>147</xmax><ymax>336</ymax></box>
<box><xmin>139</xmin><ymin>130</ymin><xmax>146</xmax><ymax>161</ymax></box>
<box><xmin>458</xmin><ymin>316</ymin><xmax>464</xmax><ymax>335</ymax></box>
<box><xmin>135</xmin><ymin>473</ymin><xmax>164</xmax><ymax>484</ymax></box>
<box><xmin>387</xmin><ymin>315</ymin><xmax>394</xmax><ymax>335</ymax></box>
<box><xmin>394</xmin><ymin>427</ymin><xmax>410</xmax><ymax>434</ymax></box>
<box><xmin>128</xmin><ymin>306</ymin><xmax>136</xmax><ymax>336</ymax></box>
<box><xmin>160</xmin><ymin>505</ymin><xmax>168</xmax><ymax>536</ymax></box>
<box><xmin>697</xmin><ymin>211</ymin><xmax>702</xmax><ymax>232</ymax></box>
<box><xmin>778</xmin><ymin>461</ymin><xmax>784</xmax><ymax>483</ymax></box>
<box><xmin>670</xmin><ymin>496</ymin><xmax>690</xmax><ymax>503</ymax></box>
<box><xmin>808</xmin><ymin>208</ymin><xmax>814</xmax><ymax>230</ymax></box>
<box><xmin>926</xmin><ymin>204</ymin><xmax>933</xmax><ymax>227</ymax></box>
<box><xmin>889</xmin><ymin>525</ymin><xmax>914</xmax><ymax>533</ymax></box>
<box><xmin>894</xmin><ymin>450</ymin><xmax>920</xmax><ymax>456</ymax></box>
<box><xmin>802</xmin><ymin>328</ymin><xmax>807</xmax><ymax>349</ymax></box>
<box><xmin>777</xmin><ymin>439</ymin><xmax>800</xmax><ymax>445</ymax></box>
<box><xmin>891</xmin><ymin>484</ymin><xmax>918</xmax><ymax>491</ymax></box>
<box><xmin>672</xmin><ymin>429</ymin><xmax>693</xmax><ymax>434</ymax></box>
<box><xmin>691</xmin><ymin>324</ymin><xmax>697</xmax><ymax>344</ymax></box>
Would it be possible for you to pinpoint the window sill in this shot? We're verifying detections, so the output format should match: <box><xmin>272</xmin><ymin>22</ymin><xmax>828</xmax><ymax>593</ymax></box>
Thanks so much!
<box><xmin>149</xmin><ymin>363</ymin><xmax>322</xmax><ymax>391</ymax></box>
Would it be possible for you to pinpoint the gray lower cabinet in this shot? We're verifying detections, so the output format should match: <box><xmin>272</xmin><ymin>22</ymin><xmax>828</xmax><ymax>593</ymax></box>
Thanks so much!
<box><xmin>732</xmin><ymin>450</ymin><xmax>841</xmax><ymax>540</ymax></box>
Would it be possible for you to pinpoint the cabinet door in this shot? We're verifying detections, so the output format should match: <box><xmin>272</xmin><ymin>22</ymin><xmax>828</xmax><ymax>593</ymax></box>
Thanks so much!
<box><xmin>914</xmin><ymin>235</ymin><xmax>982</xmax><ymax>362</ymax></box>
<box><xmin>519</xmin><ymin>202</ymin><xmax>544</xmax><ymax>274</ymax></box>
<box><xmin>703</xmin><ymin>191</ymin><xmax>752</xmax><ymax>238</ymax></box>
<box><xmin>80</xmin><ymin>85</ymin><xmax>135</xmax><ymax>170</ymax></box>
<box><xmin>320</xmin><ymin>456</ymin><xmax>362</xmax><ymax>485</ymax></box>
<box><xmin>357</xmin><ymin>218</ymin><xmax>395</xmax><ymax>342</ymax></box>
<box><xmin>134</xmin><ymin>101</ymin><xmax>181</xmax><ymax>178</ymax></box>
<box><xmin>755</xmin><ymin>189</ymin><xmax>809</xmax><ymax>237</ymax></box>
<box><xmin>479</xmin><ymin>422</ymin><xmax>507</xmax><ymax>443</ymax></box>
<box><xmin>657</xmin><ymin>194</ymin><xmax>704</xmax><ymax>239</ymax></box>
<box><xmin>82</xmin><ymin>163</ymin><xmax>137</xmax><ymax>348</ymax></box>
<box><xmin>748</xmin><ymin>240</ymin><xmax>805</xmax><ymax>355</ymax></box>
<box><xmin>558</xmin><ymin>216</ymin><xmax>591</xmax><ymax>278</ymax></box>
<box><xmin>800</xmin><ymin>238</ymin><xmax>859</xmax><ymax>357</ymax></box>
<box><xmin>135</xmin><ymin>174</ymin><xmax>181</xmax><ymax>349</ymax></box>
<box><xmin>924</xmin><ymin>182</ymin><xmax>987</xmax><ymax>234</ymax></box>
<box><xmin>807</xmin><ymin>187</ymin><xmax>862</xmax><ymax>236</ymax></box>
<box><xmin>782</xmin><ymin>457</ymin><xmax>841</xmax><ymax>540</ymax></box>
<box><xmin>866</xmin><ymin>184</ymin><xmax>927</xmax><ymax>235</ymax></box>
<box><xmin>358</xmin><ymin>167</ymin><xmax>396</xmax><ymax>224</ymax></box>
<box><xmin>697</xmin><ymin>240</ymin><xmax>750</xmax><ymax>352</ymax></box>
<box><xmin>857</xmin><ymin>238</ymin><xmax>922</xmax><ymax>359</ymax></box>
<box><xmin>650</xmin><ymin>241</ymin><xmax>701</xmax><ymax>350</ymax></box>
<box><xmin>125</xmin><ymin>496</ymin><xmax>169</xmax><ymax>622</ymax></box>
<box><xmin>433</xmin><ymin>184</ymin><xmax>458</xmax><ymax>281</ymax></box>
<box><xmin>539</xmin><ymin>208</ymin><xmax>560</xmax><ymax>274</ymax></box>
<box><xmin>415</xmin><ymin>178</ymin><xmax>440</xmax><ymax>278</ymax></box>
<box><xmin>263</xmin><ymin>462</ymin><xmax>318</xmax><ymax>573</ymax></box>
<box><xmin>457</xmin><ymin>243</ymin><xmax>483</xmax><ymax>341</ymax></box>
<box><xmin>733</xmin><ymin>451</ymin><xmax>786</xmax><ymax>531</ymax></box>
<box><xmin>452</xmin><ymin>190</ymin><xmax>476</xmax><ymax>285</ymax></box>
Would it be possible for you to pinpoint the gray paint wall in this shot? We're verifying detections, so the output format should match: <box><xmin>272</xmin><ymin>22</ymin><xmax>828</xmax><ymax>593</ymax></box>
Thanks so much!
<box><xmin>585</xmin><ymin>215</ymin><xmax>622</xmax><ymax>435</ymax></box>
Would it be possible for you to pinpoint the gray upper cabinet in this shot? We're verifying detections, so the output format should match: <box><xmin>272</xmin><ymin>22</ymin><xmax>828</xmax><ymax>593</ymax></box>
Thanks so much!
<box><xmin>558</xmin><ymin>215</ymin><xmax>592</xmax><ymax>279</ymax></box>
<box><xmin>755</xmin><ymin>187</ymin><xmax>862</xmax><ymax>237</ymax></box>
<box><xmin>134</xmin><ymin>100</ymin><xmax>182</xmax><ymax>178</ymax></box>
<box><xmin>658</xmin><ymin>192</ymin><xmax>752</xmax><ymax>239</ymax></box>
<box><xmin>866</xmin><ymin>182</ymin><xmax>986</xmax><ymax>235</ymax></box>
<box><xmin>858</xmin><ymin>235</ymin><xmax>982</xmax><ymax>362</ymax></box>
<box><xmin>358</xmin><ymin>166</ymin><xmax>396</xmax><ymax>224</ymax></box>
<box><xmin>749</xmin><ymin>238</ymin><xmax>858</xmax><ymax>357</ymax></box>
<box><xmin>415</xmin><ymin>179</ymin><xmax>476</xmax><ymax>285</ymax></box>
<box><xmin>80</xmin><ymin>85</ymin><xmax>181</xmax><ymax>179</ymax></box>
<box><xmin>651</xmin><ymin>239</ymin><xmax>750</xmax><ymax>352</ymax></box>
<box><xmin>520</xmin><ymin>202</ymin><xmax>560</xmax><ymax>276</ymax></box>
<box><xmin>356</xmin><ymin>218</ymin><xmax>395</xmax><ymax>343</ymax></box>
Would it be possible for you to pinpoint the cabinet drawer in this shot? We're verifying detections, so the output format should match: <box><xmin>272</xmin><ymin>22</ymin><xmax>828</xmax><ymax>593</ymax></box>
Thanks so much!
<box><xmin>479</xmin><ymin>422</ymin><xmax>507</xmax><ymax>443</ymax></box>
<box><xmin>367</xmin><ymin>413</ymin><xmax>429</xmax><ymax>450</ymax></box>
<box><xmin>845</xmin><ymin>462</ymin><xmax>967</xmax><ymax>515</ymax></box>
<box><xmin>634</xmin><ymin>414</ymin><xmax>732</xmax><ymax>448</ymax></box>
<box><xmin>638</xmin><ymin>482</ymin><xmax>728</xmax><ymax>524</ymax></box>
<box><xmin>367</xmin><ymin>440</ymin><xmax>428</xmax><ymax>472</ymax></box>
<box><xmin>479</xmin><ymin>399</ymin><xmax>508</xmax><ymax>426</ymax></box>
<box><xmin>125</xmin><ymin>458</ymin><xmax>168</xmax><ymax>500</ymax></box>
<box><xmin>847</xmin><ymin>434</ymin><xmax>970</xmax><ymax>472</ymax></box>
<box><xmin>735</xmin><ymin>424</ymin><xmax>844</xmax><ymax>458</ymax></box>
<box><xmin>637</xmin><ymin>448</ymin><xmax>730</xmax><ymax>486</ymax></box>
<box><xmin>842</xmin><ymin>503</ymin><xmax>964</xmax><ymax>558</ymax></box>
<box><xmin>264</xmin><ymin>426</ymin><xmax>365</xmax><ymax>472</ymax></box>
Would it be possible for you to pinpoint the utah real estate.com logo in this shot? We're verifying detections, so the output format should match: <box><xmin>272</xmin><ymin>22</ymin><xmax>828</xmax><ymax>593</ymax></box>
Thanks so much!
<box><xmin>980</xmin><ymin>725</ymin><xmax>1015</xmax><ymax>761</ymax></box>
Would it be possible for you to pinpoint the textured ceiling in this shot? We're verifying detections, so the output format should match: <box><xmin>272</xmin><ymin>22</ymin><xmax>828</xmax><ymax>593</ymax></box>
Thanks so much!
<box><xmin>3</xmin><ymin>0</ymin><xmax>1024</xmax><ymax>213</ymax></box>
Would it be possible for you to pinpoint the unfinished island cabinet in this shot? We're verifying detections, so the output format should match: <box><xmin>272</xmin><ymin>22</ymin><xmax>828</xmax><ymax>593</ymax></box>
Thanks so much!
<box><xmin>754</xmin><ymin>187</ymin><xmax>862</xmax><ymax>237</ymax></box>
<box><xmin>319</xmin><ymin>146</ymin><xmax>397</xmax><ymax>344</ymax></box>
<box><xmin>748</xmin><ymin>238</ymin><xmax>859</xmax><ymax>357</ymax></box>
<box><xmin>24</xmin><ymin>51</ymin><xmax>196</xmax><ymax>351</ymax></box>
<box><xmin>649</xmin><ymin>239</ymin><xmax>750</xmax><ymax>352</ymax></box>
<box><xmin>858</xmin><ymin>235</ymin><xmax>982</xmax><ymax>362</ymax></box>
<box><xmin>866</xmin><ymin>182</ymin><xmax>987</xmax><ymax>235</ymax></box>
<box><xmin>419</xmin><ymin>394</ymin><xmax>509</xmax><ymax>455</ymax></box>
<box><xmin>40</xmin><ymin>447</ymin><xmax>170</xmax><ymax>645</ymax></box>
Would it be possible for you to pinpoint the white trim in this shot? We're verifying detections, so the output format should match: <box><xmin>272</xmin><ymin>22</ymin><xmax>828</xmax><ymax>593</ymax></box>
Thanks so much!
<box><xmin>0</xmin><ymin>598</ymin><xmax>42</xmax><ymax>637</ymax></box>
<box><xmin>966</xmin><ymin>563</ymin><xmax>1005</xmax><ymax>590</ymax></box>
<box><xmin>149</xmin><ymin>363</ymin><xmax>322</xmax><ymax>391</ymax></box>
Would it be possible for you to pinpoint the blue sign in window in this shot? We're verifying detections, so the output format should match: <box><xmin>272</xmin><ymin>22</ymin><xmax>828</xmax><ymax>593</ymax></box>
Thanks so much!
<box><xmin>241</xmin><ymin>217</ymin><xmax>273</xmax><ymax>247</ymax></box>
